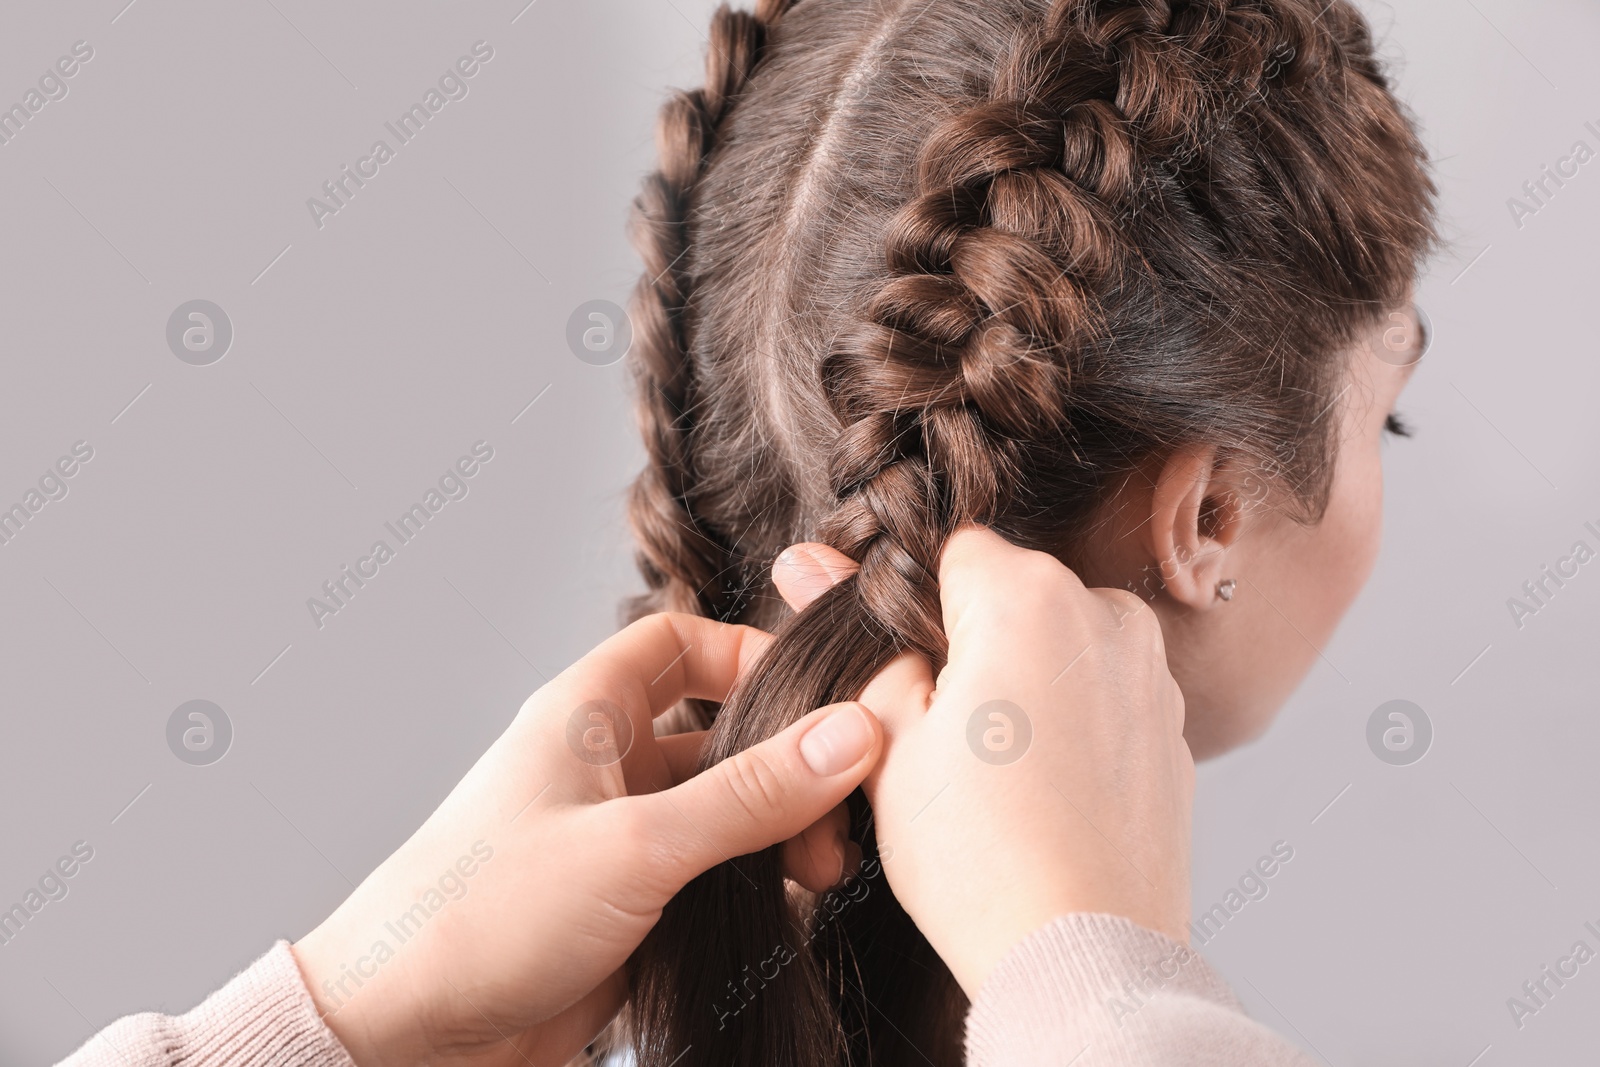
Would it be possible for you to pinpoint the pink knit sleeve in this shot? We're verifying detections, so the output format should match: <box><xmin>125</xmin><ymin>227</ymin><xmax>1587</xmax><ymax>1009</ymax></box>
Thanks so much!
<box><xmin>56</xmin><ymin>941</ymin><xmax>358</xmax><ymax>1067</ymax></box>
<box><xmin>963</xmin><ymin>914</ymin><xmax>1320</xmax><ymax>1066</ymax></box>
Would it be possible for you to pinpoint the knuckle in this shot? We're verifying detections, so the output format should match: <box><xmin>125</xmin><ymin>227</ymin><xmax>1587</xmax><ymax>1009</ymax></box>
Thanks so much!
<box><xmin>1171</xmin><ymin>684</ymin><xmax>1188</xmax><ymax>734</ymax></box>
<box><xmin>607</xmin><ymin>798</ymin><xmax>658</xmax><ymax>856</ymax></box>
<box><xmin>1099</xmin><ymin>587</ymin><xmax>1158</xmax><ymax>630</ymax></box>
<box><xmin>1015</xmin><ymin>548</ymin><xmax>1083</xmax><ymax>592</ymax></box>
<box><xmin>651</xmin><ymin>611</ymin><xmax>696</xmax><ymax>636</ymax></box>
<box><xmin>618</xmin><ymin>612</ymin><xmax>675</xmax><ymax>648</ymax></box>
<box><xmin>987</xmin><ymin>554</ymin><xmax>1085</xmax><ymax>620</ymax></box>
<box><xmin>609</xmin><ymin>799</ymin><xmax>692</xmax><ymax>889</ymax></box>
<box><xmin>648</xmin><ymin>610</ymin><xmax>757</xmax><ymax>649</ymax></box>
<box><xmin>720</xmin><ymin>750</ymin><xmax>789</xmax><ymax>823</ymax></box>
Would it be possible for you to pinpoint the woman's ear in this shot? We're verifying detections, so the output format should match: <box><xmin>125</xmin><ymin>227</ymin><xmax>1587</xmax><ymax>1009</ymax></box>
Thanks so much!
<box><xmin>1146</xmin><ymin>447</ymin><xmax>1247</xmax><ymax>610</ymax></box>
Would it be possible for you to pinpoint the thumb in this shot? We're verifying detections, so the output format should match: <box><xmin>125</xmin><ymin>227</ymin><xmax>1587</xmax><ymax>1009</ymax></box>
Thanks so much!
<box><xmin>640</xmin><ymin>702</ymin><xmax>883</xmax><ymax>884</ymax></box>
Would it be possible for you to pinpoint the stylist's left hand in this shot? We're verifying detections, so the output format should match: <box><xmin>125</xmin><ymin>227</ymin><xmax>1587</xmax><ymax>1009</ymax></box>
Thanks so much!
<box><xmin>291</xmin><ymin>612</ymin><xmax>884</xmax><ymax>1067</ymax></box>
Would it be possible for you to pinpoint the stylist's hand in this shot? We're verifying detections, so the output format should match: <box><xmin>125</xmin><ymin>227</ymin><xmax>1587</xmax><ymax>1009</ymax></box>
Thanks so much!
<box><xmin>772</xmin><ymin>527</ymin><xmax>1193</xmax><ymax>997</ymax></box>
<box><xmin>292</xmin><ymin>613</ymin><xmax>883</xmax><ymax>1067</ymax></box>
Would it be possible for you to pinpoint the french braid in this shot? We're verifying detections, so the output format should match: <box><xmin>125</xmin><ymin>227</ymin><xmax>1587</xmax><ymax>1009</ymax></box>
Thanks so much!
<box><xmin>623</xmin><ymin>0</ymin><xmax>1435</xmax><ymax>1063</ymax></box>
<box><xmin>624</xmin><ymin>0</ymin><xmax>798</xmax><ymax>634</ymax></box>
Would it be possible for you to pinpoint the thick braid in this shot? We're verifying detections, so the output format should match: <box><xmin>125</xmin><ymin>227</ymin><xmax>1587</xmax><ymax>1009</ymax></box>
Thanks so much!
<box><xmin>817</xmin><ymin>17</ymin><xmax>1111</xmax><ymax>661</ymax></box>
<box><xmin>816</xmin><ymin>0</ymin><xmax>1340</xmax><ymax>660</ymax></box>
<box><xmin>625</xmin><ymin>0</ymin><xmax>796</xmax><ymax>630</ymax></box>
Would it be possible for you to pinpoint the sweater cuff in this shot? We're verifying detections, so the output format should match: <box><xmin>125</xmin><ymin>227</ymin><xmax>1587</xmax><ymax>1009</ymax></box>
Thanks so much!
<box><xmin>964</xmin><ymin>913</ymin><xmax>1241</xmax><ymax>1064</ymax></box>
<box><xmin>58</xmin><ymin>940</ymin><xmax>359</xmax><ymax>1067</ymax></box>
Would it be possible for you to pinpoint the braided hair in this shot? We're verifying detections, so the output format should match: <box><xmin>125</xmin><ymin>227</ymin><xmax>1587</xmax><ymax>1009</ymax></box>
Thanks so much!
<box><xmin>623</xmin><ymin>0</ymin><xmax>1435</xmax><ymax>1063</ymax></box>
<box><xmin>624</xmin><ymin>0</ymin><xmax>800</xmax><ymax>731</ymax></box>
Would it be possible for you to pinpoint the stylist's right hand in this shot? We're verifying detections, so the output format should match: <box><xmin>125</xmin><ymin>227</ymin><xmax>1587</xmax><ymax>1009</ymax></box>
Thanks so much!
<box><xmin>291</xmin><ymin>612</ymin><xmax>883</xmax><ymax>1067</ymax></box>
<box><xmin>773</xmin><ymin>527</ymin><xmax>1194</xmax><ymax>998</ymax></box>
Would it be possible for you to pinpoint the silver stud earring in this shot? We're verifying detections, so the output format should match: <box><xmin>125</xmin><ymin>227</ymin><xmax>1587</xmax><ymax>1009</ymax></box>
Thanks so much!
<box><xmin>1216</xmin><ymin>578</ymin><xmax>1237</xmax><ymax>602</ymax></box>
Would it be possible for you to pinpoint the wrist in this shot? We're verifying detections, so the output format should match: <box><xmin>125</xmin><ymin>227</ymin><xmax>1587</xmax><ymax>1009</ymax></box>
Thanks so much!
<box><xmin>291</xmin><ymin>918</ymin><xmax>432</xmax><ymax>1067</ymax></box>
<box><xmin>943</xmin><ymin>911</ymin><xmax>1060</xmax><ymax>998</ymax></box>
<box><xmin>942</xmin><ymin>891</ymin><xmax>1189</xmax><ymax>997</ymax></box>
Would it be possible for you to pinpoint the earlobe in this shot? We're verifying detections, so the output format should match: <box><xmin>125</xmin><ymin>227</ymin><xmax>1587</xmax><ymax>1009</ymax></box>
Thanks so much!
<box><xmin>1146</xmin><ymin>447</ymin><xmax>1244</xmax><ymax>610</ymax></box>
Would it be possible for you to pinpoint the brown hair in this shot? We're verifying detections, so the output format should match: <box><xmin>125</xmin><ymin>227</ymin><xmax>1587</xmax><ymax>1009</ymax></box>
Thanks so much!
<box><xmin>620</xmin><ymin>0</ymin><xmax>1435</xmax><ymax>1063</ymax></box>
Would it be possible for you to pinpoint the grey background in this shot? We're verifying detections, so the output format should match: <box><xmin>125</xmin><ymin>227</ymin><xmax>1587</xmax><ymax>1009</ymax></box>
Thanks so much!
<box><xmin>0</xmin><ymin>0</ymin><xmax>1593</xmax><ymax>1063</ymax></box>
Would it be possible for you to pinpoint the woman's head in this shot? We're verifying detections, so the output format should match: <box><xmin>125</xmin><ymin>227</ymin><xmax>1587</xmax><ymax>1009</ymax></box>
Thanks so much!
<box><xmin>624</xmin><ymin>0</ymin><xmax>1434</xmax><ymax>1061</ymax></box>
<box><xmin>1084</xmin><ymin>305</ymin><xmax>1429</xmax><ymax>755</ymax></box>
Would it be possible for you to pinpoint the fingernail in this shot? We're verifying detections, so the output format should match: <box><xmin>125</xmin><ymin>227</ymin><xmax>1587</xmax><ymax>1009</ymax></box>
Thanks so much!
<box><xmin>800</xmin><ymin>704</ymin><xmax>874</xmax><ymax>776</ymax></box>
<box><xmin>777</xmin><ymin>544</ymin><xmax>857</xmax><ymax>593</ymax></box>
<box><xmin>776</xmin><ymin>545</ymin><xmax>825</xmax><ymax>582</ymax></box>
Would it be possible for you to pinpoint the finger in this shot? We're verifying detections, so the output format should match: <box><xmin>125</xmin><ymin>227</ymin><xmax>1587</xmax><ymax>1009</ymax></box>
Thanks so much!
<box><xmin>546</xmin><ymin>613</ymin><xmax>772</xmax><ymax>742</ymax></box>
<box><xmin>657</xmin><ymin>730</ymin><xmax>708</xmax><ymax>786</ymax></box>
<box><xmin>772</xmin><ymin>544</ymin><xmax>860</xmax><ymax>612</ymax></box>
<box><xmin>937</xmin><ymin>524</ymin><xmax>1085</xmax><ymax>638</ymax></box>
<box><xmin>636</xmin><ymin>702</ymin><xmax>884</xmax><ymax>883</ymax></box>
<box><xmin>857</xmin><ymin>650</ymin><xmax>935</xmax><ymax>734</ymax></box>
<box><xmin>780</xmin><ymin>802</ymin><xmax>851</xmax><ymax>893</ymax></box>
